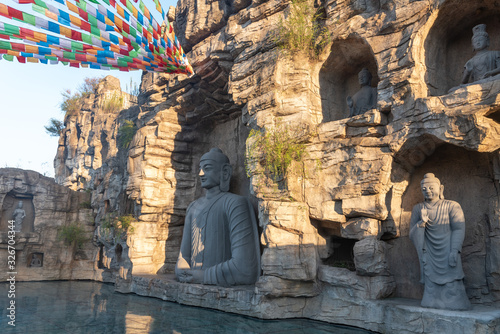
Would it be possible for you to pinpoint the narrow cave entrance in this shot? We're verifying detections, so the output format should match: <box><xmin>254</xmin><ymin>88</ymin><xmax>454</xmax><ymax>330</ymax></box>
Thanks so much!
<box><xmin>104</xmin><ymin>200</ymin><xmax>110</xmax><ymax>214</ymax></box>
<box><xmin>115</xmin><ymin>243</ymin><xmax>123</xmax><ymax>262</ymax></box>
<box><xmin>97</xmin><ymin>245</ymin><xmax>105</xmax><ymax>269</ymax></box>
<box><xmin>319</xmin><ymin>36</ymin><xmax>378</xmax><ymax>122</ymax></box>
<box><xmin>310</xmin><ymin>218</ymin><xmax>355</xmax><ymax>270</ymax></box>
<box><xmin>322</xmin><ymin>236</ymin><xmax>356</xmax><ymax>271</ymax></box>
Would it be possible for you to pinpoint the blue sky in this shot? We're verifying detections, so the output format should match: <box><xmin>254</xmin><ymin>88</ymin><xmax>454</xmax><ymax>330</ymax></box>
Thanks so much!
<box><xmin>0</xmin><ymin>0</ymin><xmax>177</xmax><ymax>177</ymax></box>
<box><xmin>0</xmin><ymin>61</ymin><xmax>142</xmax><ymax>176</ymax></box>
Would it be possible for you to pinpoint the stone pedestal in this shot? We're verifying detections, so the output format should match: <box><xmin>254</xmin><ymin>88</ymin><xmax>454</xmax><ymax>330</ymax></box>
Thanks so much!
<box><xmin>116</xmin><ymin>273</ymin><xmax>500</xmax><ymax>334</ymax></box>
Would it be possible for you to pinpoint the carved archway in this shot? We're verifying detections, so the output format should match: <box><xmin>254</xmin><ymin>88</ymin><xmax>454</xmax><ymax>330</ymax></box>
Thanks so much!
<box><xmin>387</xmin><ymin>143</ymin><xmax>499</xmax><ymax>302</ymax></box>
<box><xmin>0</xmin><ymin>192</ymin><xmax>35</xmax><ymax>233</ymax></box>
<box><xmin>425</xmin><ymin>0</ymin><xmax>500</xmax><ymax>95</ymax></box>
<box><xmin>319</xmin><ymin>36</ymin><xmax>378</xmax><ymax>122</ymax></box>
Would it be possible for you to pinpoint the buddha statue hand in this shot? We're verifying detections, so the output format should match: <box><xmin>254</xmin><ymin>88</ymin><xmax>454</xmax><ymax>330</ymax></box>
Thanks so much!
<box><xmin>481</xmin><ymin>68</ymin><xmax>500</xmax><ymax>80</ymax></box>
<box><xmin>346</xmin><ymin>96</ymin><xmax>353</xmax><ymax>107</ymax></box>
<box><xmin>481</xmin><ymin>71</ymin><xmax>492</xmax><ymax>80</ymax></box>
<box><xmin>347</xmin><ymin>96</ymin><xmax>355</xmax><ymax>116</ymax></box>
<box><xmin>418</xmin><ymin>207</ymin><xmax>429</xmax><ymax>228</ymax></box>
<box><xmin>177</xmin><ymin>269</ymin><xmax>204</xmax><ymax>284</ymax></box>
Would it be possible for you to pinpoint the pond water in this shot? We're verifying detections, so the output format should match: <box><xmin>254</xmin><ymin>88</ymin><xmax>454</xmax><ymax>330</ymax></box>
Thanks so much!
<box><xmin>0</xmin><ymin>281</ymin><xmax>373</xmax><ymax>333</ymax></box>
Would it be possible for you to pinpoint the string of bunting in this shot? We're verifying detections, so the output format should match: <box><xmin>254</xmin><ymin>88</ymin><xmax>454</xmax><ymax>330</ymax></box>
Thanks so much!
<box><xmin>0</xmin><ymin>0</ymin><xmax>193</xmax><ymax>75</ymax></box>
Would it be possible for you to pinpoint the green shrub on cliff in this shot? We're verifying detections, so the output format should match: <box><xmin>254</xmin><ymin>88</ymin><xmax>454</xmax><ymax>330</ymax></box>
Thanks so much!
<box><xmin>101</xmin><ymin>93</ymin><xmax>124</xmax><ymax>113</ymax></box>
<box><xmin>117</xmin><ymin>120</ymin><xmax>137</xmax><ymax>149</ymax></box>
<box><xmin>60</xmin><ymin>89</ymin><xmax>82</xmax><ymax>118</ymax></box>
<box><xmin>246</xmin><ymin>124</ymin><xmax>306</xmax><ymax>179</ymax></box>
<box><xmin>58</xmin><ymin>222</ymin><xmax>88</xmax><ymax>249</ymax></box>
<box><xmin>275</xmin><ymin>0</ymin><xmax>330</xmax><ymax>58</ymax></box>
<box><xmin>101</xmin><ymin>213</ymin><xmax>136</xmax><ymax>240</ymax></box>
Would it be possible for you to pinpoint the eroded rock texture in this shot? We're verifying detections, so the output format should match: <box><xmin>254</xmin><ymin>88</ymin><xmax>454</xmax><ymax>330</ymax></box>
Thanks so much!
<box><xmin>0</xmin><ymin>168</ymin><xmax>98</xmax><ymax>281</ymax></box>
<box><xmin>54</xmin><ymin>0</ymin><xmax>500</xmax><ymax>331</ymax></box>
<box><xmin>54</xmin><ymin>76</ymin><xmax>142</xmax><ymax>281</ymax></box>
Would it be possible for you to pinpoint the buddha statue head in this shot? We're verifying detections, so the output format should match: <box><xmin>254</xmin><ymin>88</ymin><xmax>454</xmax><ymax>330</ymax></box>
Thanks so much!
<box><xmin>420</xmin><ymin>173</ymin><xmax>444</xmax><ymax>202</ymax></box>
<box><xmin>358</xmin><ymin>68</ymin><xmax>373</xmax><ymax>87</ymax></box>
<box><xmin>199</xmin><ymin>148</ymin><xmax>232</xmax><ymax>192</ymax></box>
<box><xmin>472</xmin><ymin>24</ymin><xmax>490</xmax><ymax>52</ymax></box>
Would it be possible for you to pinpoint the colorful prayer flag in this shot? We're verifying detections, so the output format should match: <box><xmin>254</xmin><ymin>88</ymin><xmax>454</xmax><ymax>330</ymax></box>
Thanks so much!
<box><xmin>0</xmin><ymin>0</ymin><xmax>193</xmax><ymax>75</ymax></box>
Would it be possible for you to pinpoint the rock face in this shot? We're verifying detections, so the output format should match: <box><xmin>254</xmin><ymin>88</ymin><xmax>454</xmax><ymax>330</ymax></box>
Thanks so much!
<box><xmin>0</xmin><ymin>168</ymin><xmax>99</xmax><ymax>281</ymax></box>
<box><xmin>55</xmin><ymin>75</ymin><xmax>135</xmax><ymax>192</ymax></box>
<box><xmin>54</xmin><ymin>76</ymin><xmax>141</xmax><ymax>282</ymax></box>
<box><xmin>52</xmin><ymin>0</ymin><xmax>500</xmax><ymax>331</ymax></box>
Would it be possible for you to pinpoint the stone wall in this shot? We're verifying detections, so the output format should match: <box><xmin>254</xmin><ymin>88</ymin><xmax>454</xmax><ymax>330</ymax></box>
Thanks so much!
<box><xmin>0</xmin><ymin>168</ymin><xmax>99</xmax><ymax>281</ymax></box>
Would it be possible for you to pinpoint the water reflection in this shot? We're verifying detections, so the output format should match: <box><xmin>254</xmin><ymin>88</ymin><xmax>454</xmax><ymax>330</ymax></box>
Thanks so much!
<box><xmin>0</xmin><ymin>281</ymin><xmax>373</xmax><ymax>333</ymax></box>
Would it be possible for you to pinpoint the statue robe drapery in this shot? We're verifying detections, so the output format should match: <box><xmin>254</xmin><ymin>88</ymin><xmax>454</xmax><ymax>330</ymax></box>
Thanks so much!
<box><xmin>349</xmin><ymin>86</ymin><xmax>377</xmax><ymax>117</ymax></box>
<box><xmin>464</xmin><ymin>50</ymin><xmax>500</xmax><ymax>83</ymax></box>
<box><xmin>409</xmin><ymin>199</ymin><xmax>470</xmax><ymax>310</ymax></box>
<box><xmin>178</xmin><ymin>192</ymin><xmax>260</xmax><ymax>286</ymax></box>
<box><xmin>409</xmin><ymin>200</ymin><xmax>465</xmax><ymax>284</ymax></box>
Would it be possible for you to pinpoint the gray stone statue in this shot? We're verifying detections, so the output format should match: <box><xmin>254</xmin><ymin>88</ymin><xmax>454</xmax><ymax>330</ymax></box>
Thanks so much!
<box><xmin>409</xmin><ymin>173</ymin><xmax>470</xmax><ymax>310</ymax></box>
<box><xmin>347</xmin><ymin>68</ymin><xmax>377</xmax><ymax>117</ymax></box>
<box><xmin>175</xmin><ymin>148</ymin><xmax>260</xmax><ymax>286</ymax></box>
<box><xmin>12</xmin><ymin>201</ymin><xmax>26</xmax><ymax>233</ymax></box>
<box><xmin>462</xmin><ymin>24</ymin><xmax>500</xmax><ymax>84</ymax></box>
<box><xmin>30</xmin><ymin>254</ymin><xmax>42</xmax><ymax>267</ymax></box>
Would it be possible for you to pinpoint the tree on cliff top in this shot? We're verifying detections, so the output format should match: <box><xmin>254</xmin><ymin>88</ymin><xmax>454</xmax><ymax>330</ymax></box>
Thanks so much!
<box><xmin>44</xmin><ymin>77</ymin><xmax>103</xmax><ymax>137</ymax></box>
<box><xmin>79</xmin><ymin>77</ymin><xmax>102</xmax><ymax>97</ymax></box>
<box><xmin>60</xmin><ymin>76</ymin><xmax>103</xmax><ymax>119</ymax></box>
<box><xmin>44</xmin><ymin>118</ymin><xmax>64</xmax><ymax>137</ymax></box>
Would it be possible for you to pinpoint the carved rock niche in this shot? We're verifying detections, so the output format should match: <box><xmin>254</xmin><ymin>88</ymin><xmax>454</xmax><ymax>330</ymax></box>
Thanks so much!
<box><xmin>425</xmin><ymin>0</ymin><xmax>500</xmax><ymax>95</ymax></box>
<box><xmin>313</xmin><ymin>218</ymin><xmax>356</xmax><ymax>271</ymax></box>
<box><xmin>387</xmin><ymin>143</ymin><xmax>499</xmax><ymax>302</ymax></box>
<box><xmin>319</xmin><ymin>36</ymin><xmax>378</xmax><ymax>122</ymax></box>
<box><xmin>322</xmin><ymin>236</ymin><xmax>356</xmax><ymax>271</ymax></box>
<box><xmin>0</xmin><ymin>192</ymin><xmax>35</xmax><ymax>233</ymax></box>
<box><xmin>28</xmin><ymin>253</ymin><xmax>43</xmax><ymax>267</ymax></box>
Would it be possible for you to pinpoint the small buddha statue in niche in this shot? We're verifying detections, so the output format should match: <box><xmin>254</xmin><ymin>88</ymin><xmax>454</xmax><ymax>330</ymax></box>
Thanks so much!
<box><xmin>30</xmin><ymin>254</ymin><xmax>42</xmax><ymax>267</ymax></box>
<box><xmin>462</xmin><ymin>24</ymin><xmax>500</xmax><ymax>84</ymax></box>
<box><xmin>347</xmin><ymin>68</ymin><xmax>377</xmax><ymax>117</ymax></box>
<box><xmin>12</xmin><ymin>201</ymin><xmax>26</xmax><ymax>233</ymax></box>
<box><xmin>175</xmin><ymin>148</ymin><xmax>260</xmax><ymax>286</ymax></box>
<box><xmin>409</xmin><ymin>173</ymin><xmax>471</xmax><ymax>310</ymax></box>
